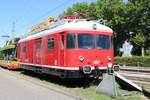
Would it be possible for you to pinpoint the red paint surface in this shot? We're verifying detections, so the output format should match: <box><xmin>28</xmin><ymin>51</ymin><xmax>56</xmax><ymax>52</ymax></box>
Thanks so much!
<box><xmin>18</xmin><ymin>30</ymin><xmax>113</xmax><ymax>70</ymax></box>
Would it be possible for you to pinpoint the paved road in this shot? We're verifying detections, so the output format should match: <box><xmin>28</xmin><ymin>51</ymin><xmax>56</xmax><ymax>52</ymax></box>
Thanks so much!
<box><xmin>0</xmin><ymin>68</ymin><xmax>77</xmax><ymax>100</ymax></box>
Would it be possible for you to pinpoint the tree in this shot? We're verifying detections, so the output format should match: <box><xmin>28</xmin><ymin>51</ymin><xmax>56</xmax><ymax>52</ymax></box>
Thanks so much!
<box><xmin>65</xmin><ymin>2</ymin><xmax>89</xmax><ymax>16</ymax></box>
<box><xmin>87</xmin><ymin>2</ymin><xmax>102</xmax><ymax>20</ymax></box>
<box><xmin>62</xmin><ymin>0</ymin><xmax>150</xmax><ymax>56</ymax></box>
<box><xmin>133</xmin><ymin>33</ymin><xmax>146</xmax><ymax>56</ymax></box>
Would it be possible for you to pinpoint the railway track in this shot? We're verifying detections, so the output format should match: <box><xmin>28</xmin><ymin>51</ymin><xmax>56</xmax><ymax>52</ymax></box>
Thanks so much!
<box><xmin>120</xmin><ymin>67</ymin><xmax>150</xmax><ymax>73</ymax></box>
<box><xmin>118</xmin><ymin>68</ymin><xmax>150</xmax><ymax>90</ymax></box>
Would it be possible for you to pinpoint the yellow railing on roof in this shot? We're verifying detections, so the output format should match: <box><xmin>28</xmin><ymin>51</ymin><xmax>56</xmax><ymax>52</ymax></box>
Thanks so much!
<box><xmin>27</xmin><ymin>16</ymin><xmax>55</xmax><ymax>34</ymax></box>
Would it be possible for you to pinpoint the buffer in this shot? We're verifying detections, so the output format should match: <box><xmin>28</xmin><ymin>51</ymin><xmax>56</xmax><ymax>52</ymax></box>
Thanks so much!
<box><xmin>96</xmin><ymin>71</ymin><xmax>150</xmax><ymax>98</ymax></box>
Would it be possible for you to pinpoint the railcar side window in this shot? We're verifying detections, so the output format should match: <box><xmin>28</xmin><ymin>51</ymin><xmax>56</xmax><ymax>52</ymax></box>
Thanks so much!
<box><xmin>22</xmin><ymin>42</ymin><xmax>26</xmax><ymax>52</ymax></box>
<box><xmin>96</xmin><ymin>35</ymin><xmax>110</xmax><ymax>49</ymax></box>
<box><xmin>78</xmin><ymin>34</ymin><xmax>94</xmax><ymax>49</ymax></box>
<box><xmin>35</xmin><ymin>38</ymin><xmax>41</xmax><ymax>50</ymax></box>
<box><xmin>66</xmin><ymin>34</ymin><xmax>76</xmax><ymax>49</ymax></box>
<box><xmin>61</xmin><ymin>35</ymin><xmax>64</xmax><ymax>49</ymax></box>
<box><xmin>48</xmin><ymin>38</ymin><xmax>54</xmax><ymax>50</ymax></box>
<box><xmin>36</xmin><ymin>42</ymin><xmax>41</xmax><ymax>50</ymax></box>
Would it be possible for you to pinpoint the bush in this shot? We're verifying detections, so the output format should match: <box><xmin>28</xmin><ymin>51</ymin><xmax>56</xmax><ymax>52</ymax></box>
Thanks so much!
<box><xmin>145</xmin><ymin>50</ymin><xmax>150</xmax><ymax>56</ymax></box>
<box><xmin>114</xmin><ymin>56</ymin><xmax>150</xmax><ymax>67</ymax></box>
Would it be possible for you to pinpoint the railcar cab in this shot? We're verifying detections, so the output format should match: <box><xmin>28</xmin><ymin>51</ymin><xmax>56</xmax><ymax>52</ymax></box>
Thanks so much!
<box><xmin>59</xmin><ymin>29</ymin><xmax>113</xmax><ymax>78</ymax></box>
<box><xmin>18</xmin><ymin>16</ymin><xmax>113</xmax><ymax>78</ymax></box>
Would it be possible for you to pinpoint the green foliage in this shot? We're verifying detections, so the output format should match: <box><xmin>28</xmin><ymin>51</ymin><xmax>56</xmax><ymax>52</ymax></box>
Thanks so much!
<box><xmin>62</xmin><ymin>0</ymin><xmax>150</xmax><ymax>55</ymax></box>
<box><xmin>145</xmin><ymin>50</ymin><xmax>150</xmax><ymax>56</ymax></box>
<box><xmin>0</xmin><ymin>57</ymin><xmax>3</xmax><ymax>60</ymax></box>
<box><xmin>66</xmin><ymin>7</ymin><xmax>73</xmax><ymax>15</ymax></box>
<box><xmin>133</xmin><ymin>33</ymin><xmax>146</xmax><ymax>47</ymax></box>
<box><xmin>114</xmin><ymin>56</ymin><xmax>150</xmax><ymax>67</ymax></box>
<box><xmin>65</xmin><ymin>2</ymin><xmax>89</xmax><ymax>16</ymax></box>
<box><xmin>87</xmin><ymin>2</ymin><xmax>101</xmax><ymax>20</ymax></box>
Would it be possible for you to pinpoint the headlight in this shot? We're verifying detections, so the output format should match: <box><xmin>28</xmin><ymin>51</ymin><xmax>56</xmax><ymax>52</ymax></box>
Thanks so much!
<box><xmin>108</xmin><ymin>63</ymin><xmax>113</xmax><ymax>68</ymax></box>
<box><xmin>83</xmin><ymin>66</ymin><xmax>92</xmax><ymax>74</ymax></box>
<box><xmin>107</xmin><ymin>56</ymin><xmax>111</xmax><ymax>62</ymax></box>
<box><xmin>79</xmin><ymin>56</ymin><xmax>84</xmax><ymax>62</ymax></box>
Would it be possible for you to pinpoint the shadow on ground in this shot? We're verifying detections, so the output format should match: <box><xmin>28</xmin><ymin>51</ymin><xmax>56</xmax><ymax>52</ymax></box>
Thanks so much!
<box><xmin>21</xmin><ymin>70</ymin><xmax>101</xmax><ymax>88</ymax></box>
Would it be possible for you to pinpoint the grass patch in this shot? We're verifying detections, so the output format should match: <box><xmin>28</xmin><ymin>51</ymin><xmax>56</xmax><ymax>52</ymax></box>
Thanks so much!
<box><xmin>67</xmin><ymin>86</ymin><xmax>112</xmax><ymax>100</ymax></box>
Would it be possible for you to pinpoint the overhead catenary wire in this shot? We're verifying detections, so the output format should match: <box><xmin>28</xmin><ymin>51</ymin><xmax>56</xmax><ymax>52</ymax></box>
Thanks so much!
<box><xmin>19</xmin><ymin>0</ymin><xmax>71</xmax><ymax>30</ymax></box>
<box><xmin>31</xmin><ymin>0</ymin><xmax>71</xmax><ymax>22</ymax></box>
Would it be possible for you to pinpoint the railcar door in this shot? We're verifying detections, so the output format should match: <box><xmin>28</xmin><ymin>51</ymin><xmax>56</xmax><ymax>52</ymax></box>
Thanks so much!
<box><xmin>21</xmin><ymin>42</ymin><xmax>26</xmax><ymax>62</ymax></box>
<box><xmin>47</xmin><ymin>36</ymin><xmax>56</xmax><ymax>66</ymax></box>
<box><xmin>59</xmin><ymin>34</ymin><xmax>65</xmax><ymax>66</ymax></box>
<box><xmin>33</xmin><ymin>38</ymin><xmax>42</xmax><ymax>64</ymax></box>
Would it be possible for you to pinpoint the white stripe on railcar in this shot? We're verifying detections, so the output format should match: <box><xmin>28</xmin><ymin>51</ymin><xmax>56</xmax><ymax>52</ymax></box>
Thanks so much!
<box><xmin>20</xmin><ymin>62</ymin><xmax>107</xmax><ymax>70</ymax></box>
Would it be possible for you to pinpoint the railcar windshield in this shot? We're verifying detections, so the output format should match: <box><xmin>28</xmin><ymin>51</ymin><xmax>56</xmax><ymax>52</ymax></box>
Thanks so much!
<box><xmin>66</xmin><ymin>34</ymin><xmax>76</xmax><ymax>49</ymax></box>
<box><xmin>78</xmin><ymin>34</ymin><xmax>94</xmax><ymax>49</ymax></box>
<box><xmin>96</xmin><ymin>35</ymin><xmax>111</xmax><ymax>49</ymax></box>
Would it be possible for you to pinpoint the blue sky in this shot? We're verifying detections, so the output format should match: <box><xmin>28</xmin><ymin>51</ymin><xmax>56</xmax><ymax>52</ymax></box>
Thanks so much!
<box><xmin>0</xmin><ymin>0</ymin><xmax>96</xmax><ymax>47</ymax></box>
<box><xmin>0</xmin><ymin>0</ymin><xmax>127</xmax><ymax>47</ymax></box>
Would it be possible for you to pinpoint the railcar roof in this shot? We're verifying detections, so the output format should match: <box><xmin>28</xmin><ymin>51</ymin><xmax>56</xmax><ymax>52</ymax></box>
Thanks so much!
<box><xmin>19</xmin><ymin>20</ymin><xmax>113</xmax><ymax>43</ymax></box>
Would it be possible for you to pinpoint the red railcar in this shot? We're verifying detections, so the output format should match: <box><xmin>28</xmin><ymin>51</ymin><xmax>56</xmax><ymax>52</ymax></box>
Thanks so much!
<box><xmin>18</xmin><ymin>19</ymin><xmax>114</xmax><ymax>78</ymax></box>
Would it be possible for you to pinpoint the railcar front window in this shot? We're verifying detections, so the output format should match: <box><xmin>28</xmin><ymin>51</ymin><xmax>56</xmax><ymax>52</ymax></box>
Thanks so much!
<box><xmin>78</xmin><ymin>34</ymin><xmax>94</xmax><ymax>49</ymax></box>
<box><xmin>96</xmin><ymin>35</ymin><xmax>111</xmax><ymax>49</ymax></box>
<box><xmin>66</xmin><ymin>34</ymin><xmax>76</xmax><ymax>49</ymax></box>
